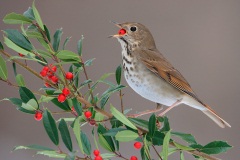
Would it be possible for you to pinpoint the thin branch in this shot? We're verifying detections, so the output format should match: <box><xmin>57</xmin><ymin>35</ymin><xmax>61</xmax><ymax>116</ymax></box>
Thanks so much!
<box><xmin>152</xmin><ymin>145</ymin><xmax>163</xmax><ymax>160</ymax></box>
<box><xmin>119</xmin><ymin>90</ymin><xmax>124</xmax><ymax>113</ymax></box>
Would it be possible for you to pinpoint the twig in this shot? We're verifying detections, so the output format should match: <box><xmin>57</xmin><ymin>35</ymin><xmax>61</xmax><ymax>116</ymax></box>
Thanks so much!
<box><xmin>152</xmin><ymin>145</ymin><xmax>163</xmax><ymax>160</ymax></box>
<box><xmin>119</xmin><ymin>90</ymin><xmax>124</xmax><ymax>113</ymax></box>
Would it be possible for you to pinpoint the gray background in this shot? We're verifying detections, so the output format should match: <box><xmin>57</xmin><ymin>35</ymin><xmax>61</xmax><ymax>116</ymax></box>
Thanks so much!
<box><xmin>0</xmin><ymin>0</ymin><xmax>239</xmax><ymax>159</ymax></box>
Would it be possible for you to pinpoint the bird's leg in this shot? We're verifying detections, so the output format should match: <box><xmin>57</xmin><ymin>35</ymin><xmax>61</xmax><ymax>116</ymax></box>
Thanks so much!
<box><xmin>158</xmin><ymin>99</ymin><xmax>182</xmax><ymax>117</ymax></box>
<box><xmin>128</xmin><ymin>103</ymin><xmax>163</xmax><ymax>118</ymax></box>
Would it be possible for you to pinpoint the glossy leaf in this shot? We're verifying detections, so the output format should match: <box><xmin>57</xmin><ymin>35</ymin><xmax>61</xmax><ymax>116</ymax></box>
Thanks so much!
<box><xmin>53</xmin><ymin>28</ymin><xmax>62</xmax><ymax>52</ymax></box>
<box><xmin>81</xmin><ymin>132</ymin><xmax>91</xmax><ymax>155</ymax></box>
<box><xmin>128</xmin><ymin>118</ymin><xmax>149</xmax><ymax>130</ymax></box>
<box><xmin>3</xmin><ymin>36</ymin><xmax>33</xmax><ymax>56</ymax></box>
<box><xmin>152</xmin><ymin>131</ymin><xmax>165</xmax><ymax>146</ymax></box>
<box><xmin>173</xmin><ymin>142</ymin><xmax>195</xmax><ymax>151</ymax></box>
<box><xmin>110</xmin><ymin>105</ymin><xmax>137</xmax><ymax>130</ymax></box>
<box><xmin>72</xmin><ymin>98</ymin><xmax>82</xmax><ymax>116</ymax></box>
<box><xmin>4</xmin><ymin>29</ymin><xmax>33</xmax><ymax>51</ymax></box>
<box><xmin>19</xmin><ymin>87</ymin><xmax>37</xmax><ymax>103</ymax></box>
<box><xmin>0</xmin><ymin>55</ymin><xmax>8</xmax><ymax>80</ymax></box>
<box><xmin>101</xmin><ymin>153</ymin><xmax>116</xmax><ymax>159</ymax></box>
<box><xmin>115</xmin><ymin>130</ymin><xmax>138</xmax><ymax>142</ymax></box>
<box><xmin>84</xmin><ymin>58</ymin><xmax>95</xmax><ymax>66</ymax></box>
<box><xmin>44</xmin><ymin>25</ymin><xmax>51</xmax><ymax>42</ymax></box>
<box><xmin>77</xmin><ymin>35</ymin><xmax>84</xmax><ymax>56</ymax></box>
<box><xmin>51</xmin><ymin>98</ymin><xmax>70</xmax><ymax>111</ymax></box>
<box><xmin>171</xmin><ymin>132</ymin><xmax>197</xmax><ymax>144</ymax></box>
<box><xmin>148</xmin><ymin>114</ymin><xmax>156</xmax><ymax>137</ymax></box>
<box><xmin>3</xmin><ymin>12</ymin><xmax>32</xmax><ymax>24</ymax></box>
<box><xmin>4</xmin><ymin>98</ymin><xmax>35</xmax><ymax>114</ymax></box>
<box><xmin>58</xmin><ymin>119</ymin><xmax>73</xmax><ymax>152</ymax></box>
<box><xmin>101</xmin><ymin>85</ymin><xmax>126</xmax><ymax>99</ymax></box>
<box><xmin>98</xmin><ymin>134</ymin><xmax>113</xmax><ymax>152</ymax></box>
<box><xmin>37</xmin><ymin>151</ymin><xmax>66</xmax><ymax>158</ymax></box>
<box><xmin>115</xmin><ymin>65</ymin><xmax>122</xmax><ymax>85</ymax></box>
<box><xmin>97</xmin><ymin>124</ymin><xmax>115</xmax><ymax>152</ymax></box>
<box><xmin>162</xmin><ymin>130</ymin><xmax>171</xmax><ymax>160</ymax></box>
<box><xmin>43</xmin><ymin>110</ymin><xmax>59</xmax><ymax>145</ymax></box>
<box><xmin>26</xmin><ymin>31</ymin><xmax>43</xmax><ymax>39</ymax></box>
<box><xmin>21</xmin><ymin>99</ymin><xmax>38</xmax><ymax>111</ymax></box>
<box><xmin>23</xmin><ymin>7</ymin><xmax>35</xmax><ymax>20</ymax></box>
<box><xmin>200</xmin><ymin>141</ymin><xmax>232</xmax><ymax>154</ymax></box>
<box><xmin>56</xmin><ymin>50</ymin><xmax>80</xmax><ymax>62</ymax></box>
<box><xmin>100</xmin><ymin>95</ymin><xmax>109</xmax><ymax>109</ymax></box>
<box><xmin>104</xmin><ymin>128</ymin><xmax>126</xmax><ymax>136</ymax></box>
<box><xmin>73</xmin><ymin>117</ymin><xmax>84</xmax><ymax>154</ymax></box>
<box><xmin>16</xmin><ymin>74</ymin><xmax>25</xmax><ymax>87</ymax></box>
<box><xmin>63</xmin><ymin>37</ymin><xmax>71</xmax><ymax>50</ymax></box>
<box><xmin>14</xmin><ymin>144</ymin><xmax>53</xmax><ymax>151</ymax></box>
<box><xmin>160</xmin><ymin>116</ymin><xmax>170</xmax><ymax>132</ymax></box>
<box><xmin>32</xmin><ymin>1</ymin><xmax>44</xmax><ymax>30</ymax></box>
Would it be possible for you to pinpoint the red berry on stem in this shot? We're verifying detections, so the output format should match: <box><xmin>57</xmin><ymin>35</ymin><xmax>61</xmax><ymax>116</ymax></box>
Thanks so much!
<box><xmin>62</xmin><ymin>88</ymin><xmax>70</xmax><ymax>96</ymax></box>
<box><xmin>84</xmin><ymin>111</ymin><xmax>92</xmax><ymax>119</ymax></box>
<box><xmin>118</xmin><ymin>28</ymin><xmax>126</xmax><ymax>35</ymax></box>
<box><xmin>51</xmin><ymin>65</ymin><xmax>57</xmax><ymax>72</ymax></box>
<box><xmin>134</xmin><ymin>142</ymin><xmax>142</xmax><ymax>149</ymax></box>
<box><xmin>65</xmin><ymin>72</ymin><xmax>73</xmax><ymax>80</ymax></box>
<box><xmin>58</xmin><ymin>94</ymin><xmax>66</xmax><ymax>103</ymax></box>
<box><xmin>42</xmin><ymin>66</ymin><xmax>49</xmax><ymax>71</ymax></box>
<box><xmin>51</xmin><ymin>76</ymin><xmax>58</xmax><ymax>83</ymax></box>
<box><xmin>45</xmin><ymin>82</ymin><xmax>50</xmax><ymax>87</ymax></box>
<box><xmin>94</xmin><ymin>156</ymin><xmax>102</xmax><ymax>160</ymax></box>
<box><xmin>130</xmin><ymin>156</ymin><xmax>138</xmax><ymax>160</ymax></box>
<box><xmin>34</xmin><ymin>111</ymin><xmax>43</xmax><ymax>121</ymax></box>
<box><xmin>93</xmin><ymin>149</ymin><xmax>100</xmax><ymax>156</ymax></box>
<box><xmin>18</xmin><ymin>53</ymin><xmax>24</xmax><ymax>57</ymax></box>
<box><xmin>40</xmin><ymin>70</ymin><xmax>47</xmax><ymax>77</ymax></box>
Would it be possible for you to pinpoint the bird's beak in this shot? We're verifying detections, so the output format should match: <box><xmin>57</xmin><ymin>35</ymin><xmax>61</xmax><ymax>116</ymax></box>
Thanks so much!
<box><xmin>109</xmin><ymin>20</ymin><xmax>122</xmax><ymax>38</ymax></box>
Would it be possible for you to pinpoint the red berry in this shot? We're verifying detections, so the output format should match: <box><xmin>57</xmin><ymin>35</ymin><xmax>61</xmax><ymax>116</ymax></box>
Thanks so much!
<box><xmin>65</xmin><ymin>72</ymin><xmax>73</xmax><ymax>80</ymax></box>
<box><xmin>118</xmin><ymin>28</ymin><xmax>126</xmax><ymax>35</ymax></box>
<box><xmin>34</xmin><ymin>111</ymin><xmax>43</xmax><ymax>121</ymax></box>
<box><xmin>93</xmin><ymin>149</ymin><xmax>100</xmax><ymax>156</ymax></box>
<box><xmin>130</xmin><ymin>156</ymin><xmax>138</xmax><ymax>160</ymax></box>
<box><xmin>18</xmin><ymin>53</ymin><xmax>24</xmax><ymax>57</ymax></box>
<box><xmin>45</xmin><ymin>82</ymin><xmax>50</xmax><ymax>87</ymax></box>
<box><xmin>51</xmin><ymin>65</ymin><xmax>57</xmax><ymax>72</ymax></box>
<box><xmin>134</xmin><ymin>142</ymin><xmax>142</xmax><ymax>149</ymax></box>
<box><xmin>40</xmin><ymin>70</ymin><xmax>47</xmax><ymax>77</ymax></box>
<box><xmin>84</xmin><ymin>111</ymin><xmax>92</xmax><ymax>119</ymax></box>
<box><xmin>62</xmin><ymin>88</ymin><xmax>70</xmax><ymax>96</ymax></box>
<box><xmin>42</xmin><ymin>66</ymin><xmax>49</xmax><ymax>71</ymax></box>
<box><xmin>58</xmin><ymin>94</ymin><xmax>66</xmax><ymax>103</ymax></box>
<box><xmin>94</xmin><ymin>156</ymin><xmax>102</xmax><ymax>160</ymax></box>
<box><xmin>89</xmin><ymin>119</ymin><xmax>96</xmax><ymax>126</ymax></box>
<box><xmin>51</xmin><ymin>76</ymin><xmax>58</xmax><ymax>83</ymax></box>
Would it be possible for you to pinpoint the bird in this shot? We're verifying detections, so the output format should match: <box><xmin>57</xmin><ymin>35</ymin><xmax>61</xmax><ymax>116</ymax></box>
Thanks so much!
<box><xmin>110</xmin><ymin>22</ymin><xmax>230</xmax><ymax>128</ymax></box>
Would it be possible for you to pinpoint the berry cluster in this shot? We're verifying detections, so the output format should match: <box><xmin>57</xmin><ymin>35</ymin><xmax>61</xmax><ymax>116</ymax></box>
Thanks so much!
<box><xmin>93</xmin><ymin>149</ymin><xmax>102</xmax><ymax>160</ymax></box>
<box><xmin>39</xmin><ymin>64</ymin><xmax>58</xmax><ymax>87</ymax></box>
<box><xmin>129</xmin><ymin>142</ymin><xmax>142</xmax><ymax>160</ymax></box>
<box><xmin>58</xmin><ymin>87</ymin><xmax>70</xmax><ymax>103</ymax></box>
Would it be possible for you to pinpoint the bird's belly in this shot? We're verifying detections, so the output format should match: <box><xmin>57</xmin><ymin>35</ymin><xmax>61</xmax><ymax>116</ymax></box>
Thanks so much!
<box><xmin>124</xmin><ymin>69</ymin><xmax>183</xmax><ymax>106</ymax></box>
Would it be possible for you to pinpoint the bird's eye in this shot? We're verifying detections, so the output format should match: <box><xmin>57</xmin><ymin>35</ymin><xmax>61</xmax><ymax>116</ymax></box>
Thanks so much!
<box><xmin>130</xmin><ymin>26</ymin><xmax>137</xmax><ymax>32</ymax></box>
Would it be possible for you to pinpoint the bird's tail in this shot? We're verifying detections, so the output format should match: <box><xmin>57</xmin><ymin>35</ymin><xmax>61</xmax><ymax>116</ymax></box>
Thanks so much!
<box><xmin>202</xmin><ymin>104</ymin><xmax>231</xmax><ymax>128</ymax></box>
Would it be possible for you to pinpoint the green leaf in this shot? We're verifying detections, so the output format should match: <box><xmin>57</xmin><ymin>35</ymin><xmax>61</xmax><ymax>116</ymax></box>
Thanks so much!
<box><xmin>26</xmin><ymin>31</ymin><xmax>43</xmax><ymax>39</ymax></box>
<box><xmin>39</xmin><ymin>95</ymin><xmax>54</xmax><ymax>103</ymax></box>
<box><xmin>51</xmin><ymin>98</ymin><xmax>70</xmax><ymax>111</ymax></box>
<box><xmin>101</xmin><ymin>153</ymin><xmax>116</xmax><ymax>159</ymax></box>
<box><xmin>171</xmin><ymin>132</ymin><xmax>197</xmax><ymax>144</ymax></box>
<box><xmin>56</xmin><ymin>50</ymin><xmax>80</xmax><ymax>62</ymax></box>
<box><xmin>0</xmin><ymin>55</ymin><xmax>8</xmax><ymax>80</ymax></box>
<box><xmin>115</xmin><ymin>65</ymin><xmax>122</xmax><ymax>85</ymax></box>
<box><xmin>148</xmin><ymin>114</ymin><xmax>156</xmax><ymax>137</ymax></box>
<box><xmin>173</xmin><ymin>142</ymin><xmax>195</xmax><ymax>151</ymax></box>
<box><xmin>58</xmin><ymin>119</ymin><xmax>72</xmax><ymax>152</ymax></box>
<box><xmin>98</xmin><ymin>134</ymin><xmax>113</xmax><ymax>152</ymax></box>
<box><xmin>110</xmin><ymin>105</ymin><xmax>137</xmax><ymax>130</ymax></box>
<box><xmin>4</xmin><ymin>98</ymin><xmax>35</xmax><ymax>114</ymax></box>
<box><xmin>63</xmin><ymin>37</ymin><xmax>71</xmax><ymax>50</ymax></box>
<box><xmin>12</xmin><ymin>62</ymin><xmax>17</xmax><ymax>76</ymax></box>
<box><xmin>44</xmin><ymin>25</ymin><xmax>51</xmax><ymax>42</ymax></box>
<box><xmin>115</xmin><ymin>130</ymin><xmax>138</xmax><ymax>142</ymax></box>
<box><xmin>97</xmin><ymin>124</ymin><xmax>115</xmax><ymax>152</ymax></box>
<box><xmin>160</xmin><ymin>116</ymin><xmax>170</xmax><ymax>132</ymax></box>
<box><xmin>104</xmin><ymin>128</ymin><xmax>126</xmax><ymax>136</ymax></box>
<box><xmin>19</xmin><ymin>87</ymin><xmax>37</xmax><ymax>103</ymax></box>
<box><xmin>16</xmin><ymin>74</ymin><xmax>25</xmax><ymax>87</ymax></box>
<box><xmin>43</xmin><ymin>110</ymin><xmax>59</xmax><ymax>145</ymax></box>
<box><xmin>81</xmin><ymin>132</ymin><xmax>91</xmax><ymax>155</ymax></box>
<box><xmin>3</xmin><ymin>12</ymin><xmax>32</xmax><ymax>24</ymax></box>
<box><xmin>4</xmin><ymin>29</ymin><xmax>33</xmax><ymax>51</ymax></box>
<box><xmin>73</xmin><ymin>117</ymin><xmax>84</xmax><ymax>154</ymax></box>
<box><xmin>101</xmin><ymin>85</ymin><xmax>126</xmax><ymax>98</ymax></box>
<box><xmin>128</xmin><ymin>118</ymin><xmax>149</xmax><ymax>130</ymax></box>
<box><xmin>200</xmin><ymin>141</ymin><xmax>232</xmax><ymax>155</ymax></box>
<box><xmin>72</xmin><ymin>98</ymin><xmax>82</xmax><ymax>116</ymax></box>
<box><xmin>152</xmin><ymin>131</ymin><xmax>165</xmax><ymax>146</ymax></box>
<box><xmin>162</xmin><ymin>130</ymin><xmax>171</xmax><ymax>160</ymax></box>
<box><xmin>53</xmin><ymin>28</ymin><xmax>63</xmax><ymax>52</ymax></box>
<box><xmin>37</xmin><ymin>150</ymin><xmax>66</xmax><ymax>158</ymax></box>
<box><xmin>80</xmin><ymin>79</ymin><xmax>92</xmax><ymax>88</ymax></box>
<box><xmin>77</xmin><ymin>35</ymin><xmax>84</xmax><ymax>56</ymax></box>
<box><xmin>180</xmin><ymin>151</ymin><xmax>185</xmax><ymax>160</ymax></box>
<box><xmin>0</xmin><ymin>42</ymin><xmax>3</xmax><ymax>50</ymax></box>
<box><xmin>13</xmin><ymin>144</ymin><xmax>53</xmax><ymax>151</ymax></box>
<box><xmin>100</xmin><ymin>95</ymin><xmax>109</xmax><ymax>109</ymax></box>
<box><xmin>84</xmin><ymin>58</ymin><xmax>95</xmax><ymax>66</ymax></box>
<box><xmin>37</xmin><ymin>49</ymin><xmax>52</xmax><ymax>58</ymax></box>
<box><xmin>21</xmin><ymin>99</ymin><xmax>38</xmax><ymax>111</ymax></box>
<box><xmin>32</xmin><ymin>1</ymin><xmax>44</xmax><ymax>30</ymax></box>
<box><xmin>23</xmin><ymin>7</ymin><xmax>35</xmax><ymax>20</ymax></box>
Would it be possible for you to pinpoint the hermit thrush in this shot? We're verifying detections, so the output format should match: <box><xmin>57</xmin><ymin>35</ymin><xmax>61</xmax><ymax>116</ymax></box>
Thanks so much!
<box><xmin>111</xmin><ymin>22</ymin><xmax>230</xmax><ymax>128</ymax></box>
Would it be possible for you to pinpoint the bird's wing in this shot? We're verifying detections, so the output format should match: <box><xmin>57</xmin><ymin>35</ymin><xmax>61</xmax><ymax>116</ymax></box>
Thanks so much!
<box><xmin>137</xmin><ymin>49</ymin><xmax>199</xmax><ymax>100</ymax></box>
